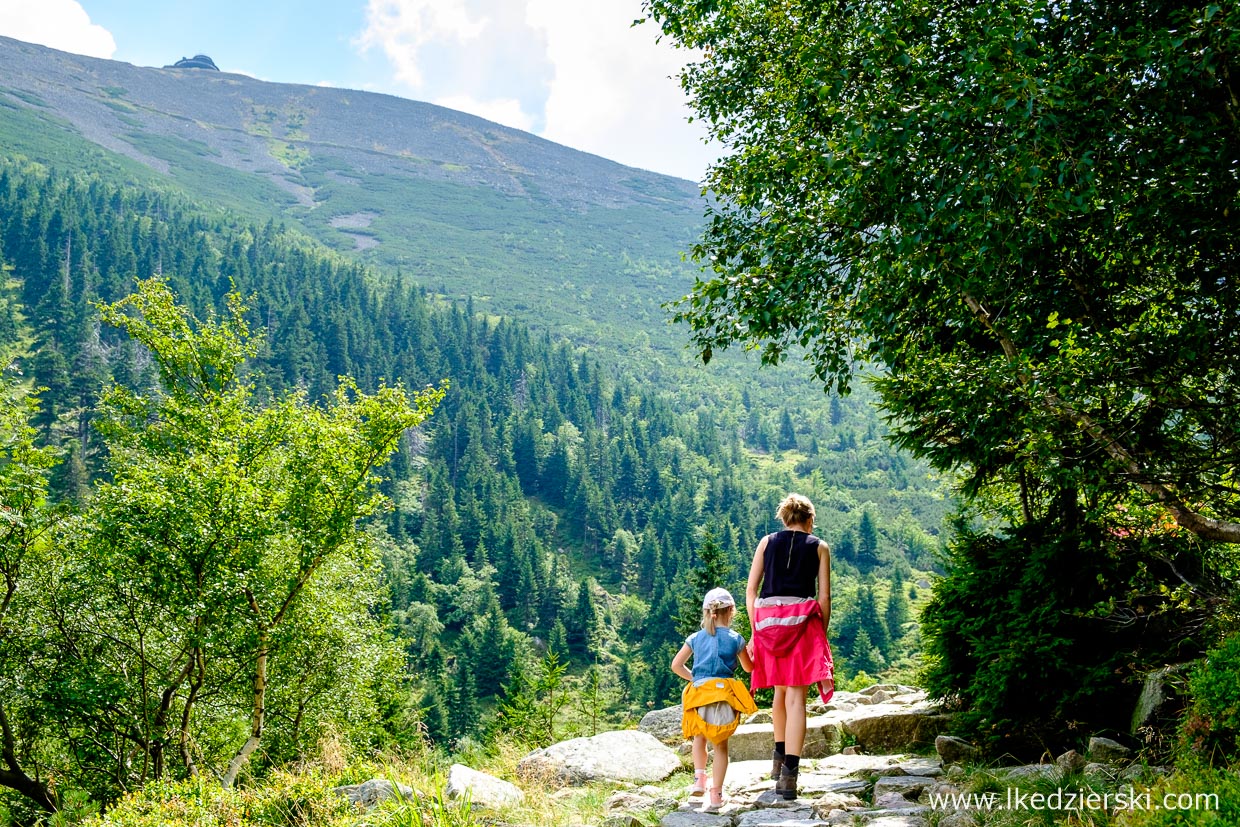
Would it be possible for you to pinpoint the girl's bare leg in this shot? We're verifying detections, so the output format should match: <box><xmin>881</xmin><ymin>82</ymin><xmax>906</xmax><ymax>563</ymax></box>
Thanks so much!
<box><xmin>711</xmin><ymin>738</ymin><xmax>729</xmax><ymax>793</ymax></box>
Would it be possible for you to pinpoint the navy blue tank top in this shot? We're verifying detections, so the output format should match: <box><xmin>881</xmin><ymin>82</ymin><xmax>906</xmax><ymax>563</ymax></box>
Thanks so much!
<box><xmin>760</xmin><ymin>529</ymin><xmax>823</xmax><ymax>599</ymax></box>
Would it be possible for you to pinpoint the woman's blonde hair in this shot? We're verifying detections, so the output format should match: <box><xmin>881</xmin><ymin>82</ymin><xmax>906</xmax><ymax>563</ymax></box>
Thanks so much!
<box><xmin>777</xmin><ymin>493</ymin><xmax>815</xmax><ymax>527</ymax></box>
<box><xmin>701</xmin><ymin>604</ymin><xmax>735</xmax><ymax>636</ymax></box>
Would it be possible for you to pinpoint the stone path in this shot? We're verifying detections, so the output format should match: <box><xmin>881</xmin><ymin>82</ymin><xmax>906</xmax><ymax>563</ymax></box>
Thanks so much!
<box><xmin>651</xmin><ymin>753</ymin><xmax>944</xmax><ymax>827</ymax></box>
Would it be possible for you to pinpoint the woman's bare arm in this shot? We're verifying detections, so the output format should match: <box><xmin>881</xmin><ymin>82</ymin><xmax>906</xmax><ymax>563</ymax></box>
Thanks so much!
<box><xmin>817</xmin><ymin>541</ymin><xmax>831</xmax><ymax>632</ymax></box>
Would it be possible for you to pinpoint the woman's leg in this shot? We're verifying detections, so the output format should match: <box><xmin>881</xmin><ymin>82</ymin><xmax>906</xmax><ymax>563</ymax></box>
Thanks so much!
<box><xmin>771</xmin><ymin>686</ymin><xmax>787</xmax><ymax>743</ymax></box>
<box><xmin>782</xmin><ymin>685</ymin><xmax>809</xmax><ymax>756</ymax></box>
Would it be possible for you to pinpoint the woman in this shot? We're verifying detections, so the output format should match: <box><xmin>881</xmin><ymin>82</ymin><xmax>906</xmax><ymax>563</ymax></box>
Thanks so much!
<box><xmin>746</xmin><ymin>493</ymin><xmax>833</xmax><ymax>800</ymax></box>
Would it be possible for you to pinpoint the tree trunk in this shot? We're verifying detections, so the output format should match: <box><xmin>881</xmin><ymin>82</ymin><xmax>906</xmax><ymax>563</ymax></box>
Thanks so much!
<box><xmin>0</xmin><ymin>704</ymin><xmax>56</xmax><ymax>812</ymax></box>
<box><xmin>961</xmin><ymin>292</ymin><xmax>1240</xmax><ymax>543</ymax></box>
<box><xmin>179</xmin><ymin>645</ymin><xmax>205</xmax><ymax>777</ymax></box>
<box><xmin>221</xmin><ymin>635</ymin><xmax>266</xmax><ymax>788</ymax></box>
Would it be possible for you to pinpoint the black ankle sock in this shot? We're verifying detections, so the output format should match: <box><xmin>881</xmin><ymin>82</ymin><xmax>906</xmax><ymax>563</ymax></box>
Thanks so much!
<box><xmin>784</xmin><ymin>754</ymin><xmax>801</xmax><ymax>773</ymax></box>
<box><xmin>774</xmin><ymin>741</ymin><xmax>786</xmax><ymax>757</ymax></box>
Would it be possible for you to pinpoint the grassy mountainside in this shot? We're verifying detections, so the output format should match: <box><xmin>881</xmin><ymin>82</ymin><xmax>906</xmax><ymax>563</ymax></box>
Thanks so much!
<box><xmin>0</xmin><ymin>34</ymin><xmax>702</xmax><ymax>357</ymax></box>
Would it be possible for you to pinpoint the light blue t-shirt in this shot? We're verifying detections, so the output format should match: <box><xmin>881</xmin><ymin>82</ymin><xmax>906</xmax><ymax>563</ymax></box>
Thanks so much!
<box><xmin>686</xmin><ymin>627</ymin><xmax>745</xmax><ymax>681</ymax></box>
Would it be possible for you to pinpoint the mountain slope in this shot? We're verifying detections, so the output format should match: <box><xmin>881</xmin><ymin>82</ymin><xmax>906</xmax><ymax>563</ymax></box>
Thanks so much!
<box><xmin>0</xmin><ymin>34</ymin><xmax>704</xmax><ymax>354</ymax></box>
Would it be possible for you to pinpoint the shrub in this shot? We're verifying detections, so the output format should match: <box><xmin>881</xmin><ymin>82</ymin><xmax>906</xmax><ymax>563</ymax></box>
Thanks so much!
<box><xmin>1115</xmin><ymin>760</ymin><xmax>1240</xmax><ymax>827</ymax></box>
<box><xmin>920</xmin><ymin>508</ymin><xmax>1204</xmax><ymax>758</ymax></box>
<box><xmin>1178</xmin><ymin>633</ymin><xmax>1240</xmax><ymax>766</ymax></box>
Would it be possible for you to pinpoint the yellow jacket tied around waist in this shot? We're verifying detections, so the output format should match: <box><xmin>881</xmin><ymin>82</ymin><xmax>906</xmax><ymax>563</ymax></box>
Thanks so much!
<box><xmin>681</xmin><ymin>677</ymin><xmax>758</xmax><ymax>744</ymax></box>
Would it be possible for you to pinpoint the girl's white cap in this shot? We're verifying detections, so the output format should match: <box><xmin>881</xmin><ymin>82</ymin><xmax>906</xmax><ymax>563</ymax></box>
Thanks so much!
<box><xmin>703</xmin><ymin>587</ymin><xmax>735</xmax><ymax>609</ymax></box>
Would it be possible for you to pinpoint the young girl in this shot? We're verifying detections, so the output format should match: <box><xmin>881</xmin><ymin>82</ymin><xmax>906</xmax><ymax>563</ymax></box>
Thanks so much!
<box><xmin>671</xmin><ymin>587</ymin><xmax>757</xmax><ymax>812</ymax></box>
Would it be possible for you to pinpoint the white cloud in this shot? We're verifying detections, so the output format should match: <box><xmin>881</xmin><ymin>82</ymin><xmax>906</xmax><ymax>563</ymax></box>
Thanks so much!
<box><xmin>525</xmin><ymin>0</ymin><xmax>718</xmax><ymax>180</ymax></box>
<box><xmin>355</xmin><ymin>0</ymin><xmax>720</xmax><ymax>180</ymax></box>
<box><xmin>433</xmin><ymin>94</ymin><xmax>536</xmax><ymax>133</ymax></box>
<box><xmin>357</xmin><ymin>0</ymin><xmax>552</xmax><ymax>134</ymax></box>
<box><xmin>357</xmin><ymin>0</ymin><xmax>488</xmax><ymax>88</ymax></box>
<box><xmin>0</xmin><ymin>0</ymin><xmax>115</xmax><ymax>58</ymax></box>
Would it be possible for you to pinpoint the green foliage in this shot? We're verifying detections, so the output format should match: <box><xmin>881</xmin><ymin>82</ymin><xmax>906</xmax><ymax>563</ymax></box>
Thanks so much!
<box><xmin>646</xmin><ymin>0</ymin><xmax>1240</xmax><ymax>544</ymax></box>
<box><xmin>0</xmin><ymin>151</ymin><xmax>946</xmax><ymax>811</ymax></box>
<box><xmin>675</xmin><ymin>527</ymin><xmax>734</xmax><ymax>637</ymax></box>
<box><xmin>646</xmin><ymin>0</ymin><xmax>1240</xmax><ymax>757</ymax></box>
<box><xmin>1178</xmin><ymin>633</ymin><xmax>1240</xmax><ymax>766</ymax></box>
<box><xmin>0</xmin><ymin>278</ymin><xmax>443</xmax><ymax>809</ymax></box>
<box><xmin>1115</xmin><ymin>759</ymin><xmax>1240</xmax><ymax>826</ymax></box>
<box><xmin>920</xmin><ymin>508</ymin><xmax>1208</xmax><ymax>757</ymax></box>
<box><xmin>492</xmin><ymin>651</ymin><xmax>570</xmax><ymax>748</ymax></box>
<box><xmin>79</xmin><ymin>770</ymin><xmax>482</xmax><ymax>827</ymax></box>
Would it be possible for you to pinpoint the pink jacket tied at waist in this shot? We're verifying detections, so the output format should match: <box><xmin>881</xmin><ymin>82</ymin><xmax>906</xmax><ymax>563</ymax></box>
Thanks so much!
<box><xmin>750</xmin><ymin>596</ymin><xmax>834</xmax><ymax>703</ymax></box>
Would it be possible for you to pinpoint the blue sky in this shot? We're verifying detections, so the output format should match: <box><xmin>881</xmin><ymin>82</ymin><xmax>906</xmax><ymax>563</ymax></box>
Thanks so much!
<box><xmin>0</xmin><ymin>0</ymin><xmax>719</xmax><ymax>181</ymax></box>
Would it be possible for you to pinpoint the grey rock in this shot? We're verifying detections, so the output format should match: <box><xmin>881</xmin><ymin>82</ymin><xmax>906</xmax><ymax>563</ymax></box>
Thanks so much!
<box><xmin>640</xmin><ymin>705</ymin><xmax>686</xmax><ymax>745</ymax></box>
<box><xmin>859</xmin><ymin>684</ymin><xmax>903</xmax><ymax>696</ymax></box>
<box><xmin>934</xmin><ymin>735</ymin><xmax>978</xmax><ymax>765</ymax></box>
<box><xmin>845</xmin><ymin>707</ymin><xmax>953</xmax><ymax>752</ymax></box>
<box><xmin>445</xmin><ymin>763</ymin><xmax>524</xmax><ymax>808</ymax></box>
<box><xmin>1003</xmin><ymin>764</ymin><xmax>1058</xmax><ymax>780</ymax></box>
<box><xmin>895</xmin><ymin>758</ymin><xmax>942</xmax><ymax>778</ymax></box>
<box><xmin>332</xmin><ymin>778</ymin><xmax>414</xmax><ymax>808</ymax></box>
<box><xmin>518</xmin><ymin>730</ymin><xmax>681</xmax><ymax>785</ymax></box>
<box><xmin>826</xmin><ymin>806</ymin><xmax>929</xmax><ymax>825</ymax></box>
<box><xmin>1084</xmin><ymin>762</ymin><xmax>1119</xmax><ymax>778</ymax></box>
<box><xmin>811</xmin><ymin>792</ymin><xmax>867</xmax><ymax>816</ymax></box>
<box><xmin>660</xmin><ymin>811</ymin><xmax>734</xmax><ymax>827</ymax></box>
<box><xmin>841</xmin><ymin>746</ymin><xmax>862</xmax><ymax>755</ymax></box>
<box><xmin>1121</xmin><ymin>764</ymin><xmax>1170</xmax><ymax>782</ymax></box>
<box><xmin>869</xmin><ymin>690</ymin><xmax>894</xmax><ymax>705</ymax></box>
<box><xmin>748</xmin><ymin>710</ymin><xmax>774</xmax><ymax>725</ymax></box>
<box><xmin>872</xmin><ymin>775</ymin><xmax>936</xmax><ymax>801</ymax></box>
<box><xmin>1055</xmin><ymin>750</ymin><xmax>1087</xmax><ymax>774</ymax></box>
<box><xmin>876</xmin><ymin>792</ymin><xmax>912</xmax><ymax>808</ymax></box>
<box><xmin>729</xmin><ymin>717</ymin><xmax>843</xmax><ymax>761</ymax></box>
<box><xmin>1131</xmin><ymin>663</ymin><xmax>1192</xmax><ymax>735</ymax></box>
<box><xmin>605</xmin><ymin>790</ymin><xmax>656</xmax><ymax>812</ymax></box>
<box><xmin>817</xmin><ymin>780</ymin><xmax>872</xmax><ymax>796</ymax></box>
<box><xmin>937</xmin><ymin>813</ymin><xmax>978</xmax><ymax>827</ymax></box>
<box><xmin>603</xmin><ymin>817</ymin><xmax>645</xmax><ymax>827</ymax></box>
<box><xmin>1087</xmin><ymin>736</ymin><xmax>1132</xmax><ymax>764</ymax></box>
<box><xmin>735</xmin><ymin>807</ymin><xmax>824</xmax><ymax>826</ymax></box>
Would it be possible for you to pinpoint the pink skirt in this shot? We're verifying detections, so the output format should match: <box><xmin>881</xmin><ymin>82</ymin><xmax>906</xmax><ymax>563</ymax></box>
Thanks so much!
<box><xmin>750</xmin><ymin>597</ymin><xmax>834</xmax><ymax>703</ymax></box>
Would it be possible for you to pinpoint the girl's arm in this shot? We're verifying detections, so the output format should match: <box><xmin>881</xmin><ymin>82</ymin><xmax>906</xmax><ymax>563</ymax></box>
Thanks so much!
<box><xmin>671</xmin><ymin>643</ymin><xmax>694</xmax><ymax>682</ymax></box>
<box><xmin>737</xmin><ymin>639</ymin><xmax>755</xmax><ymax>673</ymax></box>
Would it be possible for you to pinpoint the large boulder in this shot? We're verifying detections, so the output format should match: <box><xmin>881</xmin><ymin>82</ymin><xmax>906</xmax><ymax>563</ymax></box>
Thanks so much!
<box><xmin>934</xmin><ymin>735</ymin><xmax>978</xmax><ymax>765</ymax></box>
<box><xmin>518</xmin><ymin>730</ymin><xmax>681</xmax><ymax>786</ymax></box>
<box><xmin>728</xmin><ymin>715</ymin><xmax>845</xmax><ymax>761</ymax></box>
<box><xmin>445</xmin><ymin>763</ymin><xmax>523</xmax><ymax>808</ymax></box>
<box><xmin>640</xmin><ymin>704</ymin><xmax>686</xmax><ymax>745</ymax></box>
<box><xmin>332</xmin><ymin>778</ymin><xmax>413</xmax><ymax>808</ymax></box>
<box><xmin>844</xmin><ymin>703</ymin><xmax>953</xmax><ymax>753</ymax></box>
<box><xmin>1087</xmin><ymin>736</ymin><xmax>1132</xmax><ymax>764</ymax></box>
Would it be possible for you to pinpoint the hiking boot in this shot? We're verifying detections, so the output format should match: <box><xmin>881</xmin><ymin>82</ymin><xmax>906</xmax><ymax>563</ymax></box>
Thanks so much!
<box><xmin>775</xmin><ymin>767</ymin><xmax>799</xmax><ymax>800</ymax></box>
<box><xmin>770</xmin><ymin>750</ymin><xmax>785</xmax><ymax>781</ymax></box>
